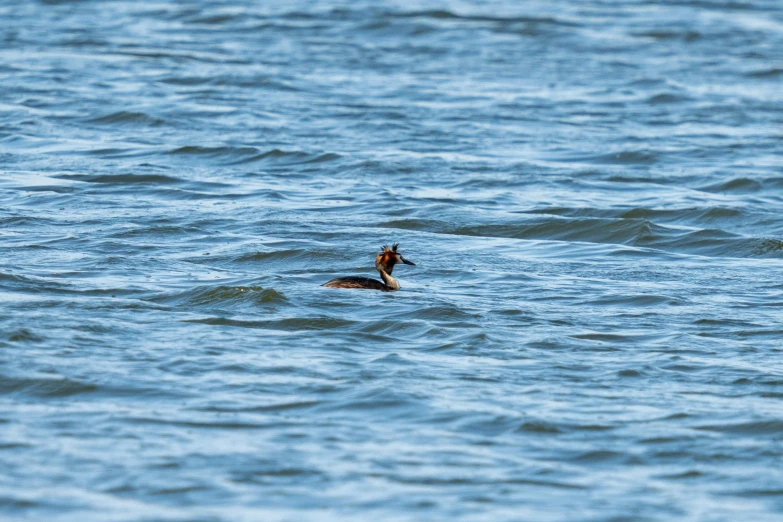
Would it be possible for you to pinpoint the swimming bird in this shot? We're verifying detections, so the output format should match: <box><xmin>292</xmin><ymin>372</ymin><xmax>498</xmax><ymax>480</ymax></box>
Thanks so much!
<box><xmin>322</xmin><ymin>243</ymin><xmax>415</xmax><ymax>291</ymax></box>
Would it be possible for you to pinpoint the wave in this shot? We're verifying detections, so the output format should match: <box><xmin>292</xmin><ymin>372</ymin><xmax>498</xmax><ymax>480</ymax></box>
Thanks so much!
<box><xmin>0</xmin><ymin>375</ymin><xmax>96</xmax><ymax>398</ymax></box>
<box><xmin>4</xmin><ymin>328</ymin><xmax>45</xmax><ymax>343</ymax></box>
<box><xmin>518</xmin><ymin>206</ymin><xmax>745</xmax><ymax>223</ymax></box>
<box><xmin>632</xmin><ymin>29</ymin><xmax>702</xmax><ymax>42</ymax></box>
<box><xmin>149</xmin><ymin>285</ymin><xmax>288</xmax><ymax>308</ymax></box>
<box><xmin>86</xmin><ymin>111</ymin><xmax>166</xmax><ymax>127</ymax></box>
<box><xmin>745</xmin><ymin>68</ymin><xmax>783</xmax><ymax>79</ymax></box>
<box><xmin>185</xmin><ymin>316</ymin><xmax>355</xmax><ymax>330</ymax></box>
<box><xmin>647</xmin><ymin>92</ymin><xmax>692</xmax><ymax>105</ymax></box>
<box><xmin>391</xmin><ymin>9</ymin><xmax>580</xmax><ymax>27</ymax></box>
<box><xmin>55</xmin><ymin>173</ymin><xmax>183</xmax><ymax>184</ymax></box>
<box><xmin>110</xmin><ymin>224</ymin><xmax>202</xmax><ymax>239</ymax></box>
<box><xmin>699</xmin><ymin>177</ymin><xmax>783</xmax><ymax>194</ymax></box>
<box><xmin>233</xmin><ymin>248</ymin><xmax>343</xmax><ymax>265</ymax></box>
<box><xmin>566</xmin><ymin>150</ymin><xmax>661</xmax><ymax>165</ymax></box>
<box><xmin>166</xmin><ymin>146</ymin><xmax>341</xmax><ymax>166</ymax></box>
<box><xmin>696</xmin><ymin>419</ymin><xmax>783</xmax><ymax>435</ymax></box>
<box><xmin>381</xmin><ymin>217</ymin><xmax>783</xmax><ymax>258</ymax></box>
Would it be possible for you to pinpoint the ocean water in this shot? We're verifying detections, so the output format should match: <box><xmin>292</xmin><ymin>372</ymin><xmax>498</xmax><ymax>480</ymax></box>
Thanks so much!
<box><xmin>2</xmin><ymin>0</ymin><xmax>783</xmax><ymax>520</ymax></box>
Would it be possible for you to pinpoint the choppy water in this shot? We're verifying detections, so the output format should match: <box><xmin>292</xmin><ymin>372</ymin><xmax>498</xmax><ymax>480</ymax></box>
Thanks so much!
<box><xmin>2</xmin><ymin>0</ymin><xmax>783</xmax><ymax>520</ymax></box>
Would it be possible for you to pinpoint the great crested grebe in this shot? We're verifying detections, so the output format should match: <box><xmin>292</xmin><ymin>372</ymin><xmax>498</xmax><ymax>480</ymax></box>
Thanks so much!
<box><xmin>322</xmin><ymin>243</ymin><xmax>415</xmax><ymax>292</ymax></box>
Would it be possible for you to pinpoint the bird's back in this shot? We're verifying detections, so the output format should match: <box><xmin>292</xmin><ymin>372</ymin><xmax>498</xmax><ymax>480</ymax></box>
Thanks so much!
<box><xmin>322</xmin><ymin>276</ymin><xmax>389</xmax><ymax>291</ymax></box>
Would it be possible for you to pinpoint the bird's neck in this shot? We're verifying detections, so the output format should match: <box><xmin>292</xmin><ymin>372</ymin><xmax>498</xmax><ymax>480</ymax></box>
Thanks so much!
<box><xmin>379</xmin><ymin>269</ymin><xmax>400</xmax><ymax>291</ymax></box>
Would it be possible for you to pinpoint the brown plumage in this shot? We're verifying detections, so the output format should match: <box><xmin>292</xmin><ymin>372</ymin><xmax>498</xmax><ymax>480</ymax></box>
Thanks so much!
<box><xmin>323</xmin><ymin>243</ymin><xmax>416</xmax><ymax>292</ymax></box>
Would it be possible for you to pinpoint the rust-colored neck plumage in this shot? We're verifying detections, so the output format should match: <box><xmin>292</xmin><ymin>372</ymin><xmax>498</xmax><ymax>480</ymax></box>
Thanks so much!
<box><xmin>375</xmin><ymin>251</ymin><xmax>396</xmax><ymax>275</ymax></box>
<box><xmin>375</xmin><ymin>246</ymin><xmax>399</xmax><ymax>290</ymax></box>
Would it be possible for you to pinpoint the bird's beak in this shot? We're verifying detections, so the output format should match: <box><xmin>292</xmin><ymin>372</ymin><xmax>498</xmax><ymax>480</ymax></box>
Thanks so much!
<box><xmin>400</xmin><ymin>256</ymin><xmax>415</xmax><ymax>266</ymax></box>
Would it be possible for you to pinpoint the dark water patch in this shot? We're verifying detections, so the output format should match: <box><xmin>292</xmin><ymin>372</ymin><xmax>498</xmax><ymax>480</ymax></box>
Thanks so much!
<box><xmin>228</xmin><ymin>465</ymin><xmax>328</xmax><ymax>485</ymax></box>
<box><xmin>159</xmin><ymin>73</ymin><xmax>303</xmax><ymax>91</ymax></box>
<box><xmin>541</xmin><ymin>150</ymin><xmax>663</xmax><ymax>168</ymax></box>
<box><xmin>659</xmin><ymin>363</ymin><xmax>705</xmax><ymax>373</ymax></box>
<box><xmin>244</xmin><ymin>149</ymin><xmax>342</xmax><ymax>166</ymax></box>
<box><xmin>147</xmin><ymin>485</ymin><xmax>213</xmax><ymax>498</ymax></box>
<box><xmin>55</xmin><ymin>173</ymin><xmax>183</xmax><ymax>185</ymax></box>
<box><xmin>166</xmin><ymin>145</ymin><xmax>262</xmax><ymax>163</ymax></box>
<box><xmin>86</xmin><ymin>111</ymin><xmax>166</xmax><ymax>127</ymax></box>
<box><xmin>156</xmin><ymin>75</ymin><xmax>215</xmax><ymax>86</ymax></box>
<box><xmin>620</xmin><ymin>207</ymin><xmax>744</xmax><ymax>222</ymax></box>
<box><xmin>693</xmin><ymin>318</ymin><xmax>762</xmax><ymax>327</ymax></box>
<box><xmin>371</xmin><ymin>353</ymin><xmax>416</xmax><ymax>366</ymax></box>
<box><xmin>604</xmin><ymin>175</ymin><xmax>665</xmax><ymax>184</ymax></box>
<box><xmin>0</xmin><ymin>272</ymin><xmax>71</xmax><ymax>293</ymax></box>
<box><xmin>391</xmin><ymin>10</ymin><xmax>580</xmax><ymax>28</ymax></box>
<box><xmin>166</xmin><ymin>147</ymin><xmax>343</xmax><ymax>167</ymax></box>
<box><xmin>439</xmin><ymin>218</ymin><xmax>783</xmax><ymax>259</ymax></box>
<box><xmin>183</xmin><ymin>12</ymin><xmax>246</xmax><ymax>25</ymax></box>
<box><xmin>514</xmin><ymin>419</ymin><xmax>613</xmax><ymax>435</ymax></box>
<box><xmin>699</xmin><ymin>236</ymin><xmax>783</xmax><ymax>258</ymax></box>
<box><xmin>459</xmin><ymin>414</ymin><xmax>523</xmax><ymax>437</ymax></box>
<box><xmin>0</xmin><ymin>496</ymin><xmax>38</xmax><ymax>510</ymax></box>
<box><xmin>79</xmin><ymin>147</ymin><xmax>158</xmax><ymax>159</ymax></box>
<box><xmin>219</xmin><ymin>77</ymin><xmax>304</xmax><ymax>92</ymax></box>
<box><xmin>515</xmin><ymin>421</ymin><xmax>562</xmax><ymax>434</ymax></box>
<box><xmin>451</xmin><ymin>218</ymin><xmax>673</xmax><ymax>247</ymax></box>
<box><xmin>581</xmin><ymin>294</ymin><xmax>677</xmax><ymax>307</ymax></box>
<box><xmin>572</xmin><ymin>332</ymin><xmax>648</xmax><ymax>344</ymax></box>
<box><xmin>732</xmin><ymin>376</ymin><xmax>783</xmax><ymax>387</ymax></box>
<box><xmin>0</xmin><ymin>216</ymin><xmax>56</xmax><ymax>227</ymax></box>
<box><xmin>578</xmin><ymin>150</ymin><xmax>660</xmax><ymax>165</ymax></box>
<box><xmin>499</xmin><ymin>478</ymin><xmax>588</xmax><ymax>490</ymax></box>
<box><xmin>378</xmin><ymin>218</ymin><xmax>449</xmax><ymax>232</ymax></box>
<box><xmin>233</xmin><ymin>248</ymin><xmax>346</xmax><ymax>264</ymax></box>
<box><xmin>125</xmin><ymin>416</ymin><xmax>296</xmax><ymax>430</ymax></box>
<box><xmin>0</xmin><ymin>376</ymin><xmax>97</xmax><ymax>398</ymax></box>
<box><xmin>203</xmin><ymin>400</ymin><xmax>323</xmax><ymax>413</ymax></box>
<box><xmin>57</xmin><ymin>36</ymin><xmax>111</xmax><ymax>48</ymax></box>
<box><xmin>659</xmin><ymin>470</ymin><xmax>706</xmax><ymax>480</ymax></box>
<box><xmin>745</xmin><ymin>68</ymin><xmax>783</xmax><ymax>79</ymax></box>
<box><xmin>520</xmin><ymin>206</ymin><xmax>762</xmax><ymax>235</ymax></box>
<box><xmin>732</xmin><ymin>328</ymin><xmax>783</xmax><ymax>339</ymax></box>
<box><xmin>696</xmin><ymin>420</ymin><xmax>783</xmax><ymax>435</ymax></box>
<box><xmin>317</xmin><ymin>388</ymin><xmax>427</xmax><ymax>416</ymax></box>
<box><xmin>668</xmin><ymin>1</ymin><xmax>763</xmax><ymax>12</ymax></box>
<box><xmin>15</xmin><ymin>185</ymin><xmax>76</xmax><ymax>195</ymax></box>
<box><xmin>0</xmin><ymin>442</ymin><xmax>30</xmax><ymax>450</ymax></box>
<box><xmin>185</xmin><ymin>316</ymin><xmax>355</xmax><ymax>331</ymax></box>
<box><xmin>647</xmin><ymin>92</ymin><xmax>692</xmax><ymax>105</ymax></box>
<box><xmin>150</xmin><ymin>285</ymin><xmax>288</xmax><ymax>308</ymax></box>
<box><xmin>571</xmin><ymin>450</ymin><xmax>627</xmax><ymax>464</ymax></box>
<box><xmin>110</xmin><ymin>47</ymin><xmax>250</xmax><ymax>65</ymax></box>
<box><xmin>6</xmin><ymin>328</ymin><xmax>45</xmax><ymax>343</ymax></box>
<box><xmin>727</xmin><ymin>488</ymin><xmax>783</xmax><ymax>498</ymax></box>
<box><xmin>632</xmin><ymin>30</ymin><xmax>703</xmax><ymax>42</ymax></box>
<box><xmin>396</xmin><ymin>305</ymin><xmax>477</xmax><ymax>321</ymax></box>
<box><xmin>700</xmin><ymin>177</ymin><xmax>763</xmax><ymax>193</ymax></box>
<box><xmin>111</xmin><ymin>224</ymin><xmax>204</xmax><ymax>239</ymax></box>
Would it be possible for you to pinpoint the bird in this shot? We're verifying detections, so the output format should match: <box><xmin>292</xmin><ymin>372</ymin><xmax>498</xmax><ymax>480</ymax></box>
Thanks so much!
<box><xmin>322</xmin><ymin>243</ymin><xmax>415</xmax><ymax>291</ymax></box>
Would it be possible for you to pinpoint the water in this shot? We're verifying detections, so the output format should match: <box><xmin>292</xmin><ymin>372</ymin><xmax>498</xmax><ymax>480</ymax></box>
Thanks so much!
<box><xmin>2</xmin><ymin>0</ymin><xmax>783</xmax><ymax>520</ymax></box>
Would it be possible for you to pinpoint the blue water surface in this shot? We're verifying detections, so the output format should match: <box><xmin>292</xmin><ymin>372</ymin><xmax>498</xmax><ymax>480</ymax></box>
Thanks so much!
<box><xmin>2</xmin><ymin>0</ymin><xmax>783</xmax><ymax>520</ymax></box>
